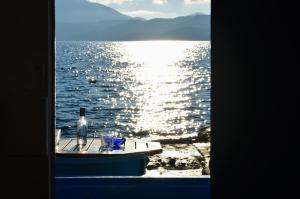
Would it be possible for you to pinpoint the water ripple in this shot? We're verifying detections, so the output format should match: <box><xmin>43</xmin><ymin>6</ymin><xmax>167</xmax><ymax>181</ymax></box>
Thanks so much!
<box><xmin>56</xmin><ymin>41</ymin><xmax>210</xmax><ymax>138</ymax></box>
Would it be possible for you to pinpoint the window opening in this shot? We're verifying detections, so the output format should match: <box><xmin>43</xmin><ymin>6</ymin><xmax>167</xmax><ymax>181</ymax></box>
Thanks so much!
<box><xmin>55</xmin><ymin>0</ymin><xmax>211</xmax><ymax>177</ymax></box>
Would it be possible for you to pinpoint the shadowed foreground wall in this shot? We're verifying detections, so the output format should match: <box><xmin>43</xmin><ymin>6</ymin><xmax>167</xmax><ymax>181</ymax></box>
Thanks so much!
<box><xmin>1</xmin><ymin>1</ymin><xmax>54</xmax><ymax>198</ymax></box>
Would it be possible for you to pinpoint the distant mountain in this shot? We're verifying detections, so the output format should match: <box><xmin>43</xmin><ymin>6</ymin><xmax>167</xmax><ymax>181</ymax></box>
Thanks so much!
<box><xmin>56</xmin><ymin>0</ymin><xmax>131</xmax><ymax>23</ymax></box>
<box><xmin>56</xmin><ymin>0</ymin><xmax>210</xmax><ymax>41</ymax></box>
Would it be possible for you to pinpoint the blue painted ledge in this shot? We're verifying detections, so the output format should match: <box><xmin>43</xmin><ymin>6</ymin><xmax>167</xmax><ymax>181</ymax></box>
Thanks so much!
<box><xmin>56</xmin><ymin>176</ymin><xmax>210</xmax><ymax>199</ymax></box>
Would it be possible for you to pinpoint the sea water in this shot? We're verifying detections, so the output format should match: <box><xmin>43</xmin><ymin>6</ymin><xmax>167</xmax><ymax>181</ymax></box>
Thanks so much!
<box><xmin>56</xmin><ymin>41</ymin><xmax>210</xmax><ymax>141</ymax></box>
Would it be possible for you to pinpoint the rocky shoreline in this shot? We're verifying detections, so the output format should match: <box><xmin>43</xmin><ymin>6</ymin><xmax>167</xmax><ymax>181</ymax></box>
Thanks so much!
<box><xmin>145</xmin><ymin>127</ymin><xmax>211</xmax><ymax>176</ymax></box>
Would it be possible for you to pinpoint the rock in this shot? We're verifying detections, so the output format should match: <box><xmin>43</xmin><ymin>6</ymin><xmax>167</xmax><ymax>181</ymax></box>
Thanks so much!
<box><xmin>172</xmin><ymin>158</ymin><xmax>201</xmax><ymax>170</ymax></box>
<box><xmin>146</xmin><ymin>142</ymin><xmax>209</xmax><ymax>176</ymax></box>
<box><xmin>175</xmin><ymin>160</ymin><xmax>187</xmax><ymax>169</ymax></box>
<box><xmin>202</xmin><ymin>167</ymin><xmax>210</xmax><ymax>175</ymax></box>
<box><xmin>147</xmin><ymin>162</ymin><xmax>160</xmax><ymax>170</ymax></box>
<box><xmin>168</xmin><ymin>158</ymin><xmax>176</xmax><ymax>167</ymax></box>
<box><xmin>134</xmin><ymin>130</ymin><xmax>150</xmax><ymax>137</ymax></box>
<box><xmin>157</xmin><ymin>167</ymin><xmax>166</xmax><ymax>175</ymax></box>
<box><xmin>193</xmin><ymin>143</ymin><xmax>210</xmax><ymax>164</ymax></box>
<box><xmin>198</xmin><ymin>127</ymin><xmax>211</xmax><ymax>142</ymax></box>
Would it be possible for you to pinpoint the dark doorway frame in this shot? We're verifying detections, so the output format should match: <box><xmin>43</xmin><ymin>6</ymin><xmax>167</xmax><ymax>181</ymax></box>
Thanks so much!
<box><xmin>6</xmin><ymin>0</ymin><xmax>295</xmax><ymax>198</ymax></box>
<box><xmin>49</xmin><ymin>0</ymin><xmax>56</xmax><ymax>198</ymax></box>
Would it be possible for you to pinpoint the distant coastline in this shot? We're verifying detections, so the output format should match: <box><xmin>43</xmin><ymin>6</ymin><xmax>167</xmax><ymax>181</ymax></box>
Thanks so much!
<box><xmin>56</xmin><ymin>38</ymin><xmax>211</xmax><ymax>42</ymax></box>
<box><xmin>56</xmin><ymin>0</ymin><xmax>210</xmax><ymax>41</ymax></box>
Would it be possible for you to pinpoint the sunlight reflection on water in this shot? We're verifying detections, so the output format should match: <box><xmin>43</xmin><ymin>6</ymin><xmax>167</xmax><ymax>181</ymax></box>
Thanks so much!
<box><xmin>56</xmin><ymin>41</ymin><xmax>210</xmax><ymax>139</ymax></box>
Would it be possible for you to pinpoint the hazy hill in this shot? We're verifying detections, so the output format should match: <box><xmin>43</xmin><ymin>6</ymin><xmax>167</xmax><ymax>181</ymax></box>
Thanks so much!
<box><xmin>56</xmin><ymin>0</ymin><xmax>131</xmax><ymax>23</ymax></box>
<box><xmin>56</xmin><ymin>0</ymin><xmax>210</xmax><ymax>41</ymax></box>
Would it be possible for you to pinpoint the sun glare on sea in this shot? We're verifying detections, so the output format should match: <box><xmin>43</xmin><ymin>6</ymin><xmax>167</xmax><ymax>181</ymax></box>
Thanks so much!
<box><xmin>115</xmin><ymin>41</ymin><xmax>201</xmax><ymax>136</ymax></box>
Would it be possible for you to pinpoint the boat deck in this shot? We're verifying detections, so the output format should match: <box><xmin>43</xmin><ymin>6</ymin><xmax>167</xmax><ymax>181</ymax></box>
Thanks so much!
<box><xmin>56</xmin><ymin>138</ymin><xmax>162</xmax><ymax>157</ymax></box>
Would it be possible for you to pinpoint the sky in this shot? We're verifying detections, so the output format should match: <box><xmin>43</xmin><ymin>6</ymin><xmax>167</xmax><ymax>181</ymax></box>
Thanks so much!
<box><xmin>87</xmin><ymin>0</ymin><xmax>211</xmax><ymax>19</ymax></box>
